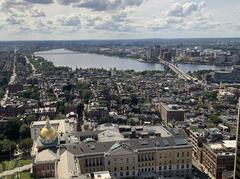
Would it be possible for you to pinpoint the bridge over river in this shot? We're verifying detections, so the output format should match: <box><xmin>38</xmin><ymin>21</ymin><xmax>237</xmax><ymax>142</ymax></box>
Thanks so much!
<box><xmin>158</xmin><ymin>58</ymin><xmax>202</xmax><ymax>85</ymax></box>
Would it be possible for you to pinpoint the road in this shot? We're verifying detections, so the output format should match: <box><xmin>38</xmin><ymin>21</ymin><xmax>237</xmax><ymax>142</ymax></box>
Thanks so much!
<box><xmin>25</xmin><ymin>56</ymin><xmax>36</xmax><ymax>73</ymax></box>
<box><xmin>0</xmin><ymin>53</ymin><xmax>16</xmax><ymax>106</ymax></box>
<box><xmin>158</xmin><ymin>58</ymin><xmax>204</xmax><ymax>85</ymax></box>
<box><xmin>0</xmin><ymin>164</ymin><xmax>32</xmax><ymax>178</ymax></box>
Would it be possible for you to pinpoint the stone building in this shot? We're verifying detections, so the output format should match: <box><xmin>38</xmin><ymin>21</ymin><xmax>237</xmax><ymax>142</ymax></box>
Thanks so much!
<box><xmin>31</xmin><ymin>120</ymin><xmax>192</xmax><ymax>178</ymax></box>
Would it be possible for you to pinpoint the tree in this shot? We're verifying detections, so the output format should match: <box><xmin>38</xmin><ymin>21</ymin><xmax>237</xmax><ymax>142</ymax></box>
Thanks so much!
<box><xmin>77</xmin><ymin>103</ymin><xmax>85</xmax><ymax>117</ymax></box>
<box><xmin>0</xmin><ymin>139</ymin><xmax>16</xmax><ymax>156</ymax></box>
<box><xmin>0</xmin><ymin>88</ymin><xmax>4</xmax><ymax>99</ymax></box>
<box><xmin>4</xmin><ymin>118</ymin><xmax>21</xmax><ymax>140</ymax></box>
<box><xmin>20</xmin><ymin>124</ymin><xmax>31</xmax><ymax>139</ymax></box>
<box><xmin>98</xmin><ymin>117</ymin><xmax>109</xmax><ymax>124</ymax></box>
<box><xmin>128</xmin><ymin>118</ymin><xmax>137</xmax><ymax>126</ymax></box>
<box><xmin>203</xmin><ymin>91</ymin><xmax>218</xmax><ymax>101</ymax></box>
<box><xmin>25</xmin><ymin>114</ymin><xmax>37</xmax><ymax>124</ymax></box>
<box><xmin>130</xmin><ymin>94</ymin><xmax>139</xmax><ymax>105</ymax></box>
<box><xmin>84</xmin><ymin>124</ymin><xmax>89</xmax><ymax>131</ymax></box>
<box><xmin>19</xmin><ymin>138</ymin><xmax>33</xmax><ymax>154</ymax></box>
<box><xmin>209</xmin><ymin>114</ymin><xmax>222</xmax><ymax>124</ymax></box>
<box><xmin>57</xmin><ymin>101</ymin><xmax>65</xmax><ymax>114</ymax></box>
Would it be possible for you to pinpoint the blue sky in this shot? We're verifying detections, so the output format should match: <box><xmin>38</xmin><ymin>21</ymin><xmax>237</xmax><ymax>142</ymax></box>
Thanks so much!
<box><xmin>0</xmin><ymin>0</ymin><xmax>239</xmax><ymax>40</ymax></box>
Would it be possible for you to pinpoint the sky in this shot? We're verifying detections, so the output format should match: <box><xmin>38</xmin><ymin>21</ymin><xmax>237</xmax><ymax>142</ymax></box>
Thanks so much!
<box><xmin>0</xmin><ymin>0</ymin><xmax>240</xmax><ymax>40</ymax></box>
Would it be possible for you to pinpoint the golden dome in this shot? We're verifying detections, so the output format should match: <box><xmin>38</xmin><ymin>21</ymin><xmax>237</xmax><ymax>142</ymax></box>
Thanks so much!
<box><xmin>40</xmin><ymin>118</ymin><xmax>57</xmax><ymax>143</ymax></box>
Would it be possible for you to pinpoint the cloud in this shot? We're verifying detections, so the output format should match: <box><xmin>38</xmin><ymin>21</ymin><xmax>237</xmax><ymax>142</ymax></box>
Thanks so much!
<box><xmin>28</xmin><ymin>8</ymin><xmax>46</xmax><ymax>17</ymax></box>
<box><xmin>0</xmin><ymin>0</ymin><xmax>31</xmax><ymax>13</ymax></box>
<box><xmin>73</xmin><ymin>0</ymin><xmax>144</xmax><ymax>11</ymax></box>
<box><xmin>79</xmin><ymin>12</ymin><xmax>137</xmax><ymax>32</ymax></box>
<box><xmin>167</xmin><ymin>1</ymin><xmax>205</xmax><ymax>17</ymax></box>
<box><xmin>147</xmin><ymin>16</ymin><xmax>183</xmax><ymax>31</ymax></box>
<box><xmin>146</xmin><ymin>1</ymin><xmax>211</xmax><ymax>32</ymax></box>
<box><xmin>23</xmin><ymin>0</ymin><xmax>53</xmax><ymax>4</ymax></box>
<box><xmin>55</xmin><ymin>14</ymin><xmax>81</xmax><ymax>26</ymax></box>
<box><xmin>56</xmin><ymin>0</ymin><xmax>80</xmax><ymax>5</ymax></box>
<box><xmin>5</xmin><ymin>16</ymin><xmax>25</xmax><ymax>25</ymax></box>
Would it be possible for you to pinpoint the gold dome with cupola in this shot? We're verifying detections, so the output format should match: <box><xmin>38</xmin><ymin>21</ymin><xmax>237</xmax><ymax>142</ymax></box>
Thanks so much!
<box><xmin>40</xmin><ymin>117</ymin><xmax>57</xmax><ymax>144</ymax></box>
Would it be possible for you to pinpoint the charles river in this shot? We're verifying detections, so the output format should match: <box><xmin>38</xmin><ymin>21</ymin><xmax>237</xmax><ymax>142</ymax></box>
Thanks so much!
<box><xmin>35</xmin><ymin>48</ymin><xmax>229</xmax><ymax>72</ymax></box>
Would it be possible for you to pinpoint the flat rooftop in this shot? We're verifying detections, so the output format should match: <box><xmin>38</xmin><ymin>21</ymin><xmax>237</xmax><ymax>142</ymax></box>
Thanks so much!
<box><xmin>207</xmin><ymin>140</ymin><xmax>236</xmax><ymax>156</ymax></box>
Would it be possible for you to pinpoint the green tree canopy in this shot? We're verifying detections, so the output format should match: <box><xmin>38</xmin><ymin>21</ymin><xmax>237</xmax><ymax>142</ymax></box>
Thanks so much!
<box><xmin>19</xmin><ymin>138</ymin><xmax>33</xmax><ymax>154</ymax></box>
<box><xmin>20</xmin><ymin>124</ymin><xmax>31</xmax><ymax>139</ymax></box>
<box><xmin>4</xmin><ymin>118</ymin><xmax>21</xmax><ymax>140</ymax></box>
<box><xmin>0</xmin><ymin>139</ymin><xmax>17</xmax><ymax>156</ymax></box>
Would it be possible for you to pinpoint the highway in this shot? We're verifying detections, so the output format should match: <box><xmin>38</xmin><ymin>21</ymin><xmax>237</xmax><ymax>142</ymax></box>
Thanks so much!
<box><xmin>158</xmin><ymin>57</ymin><xmax>202</xmax><ymax>85</ymax></box>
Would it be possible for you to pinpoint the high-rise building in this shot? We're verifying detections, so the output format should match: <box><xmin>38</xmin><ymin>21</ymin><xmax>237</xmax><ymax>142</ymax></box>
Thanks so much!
<box><xmin>154</xmin><ymin>45</ymin><xmax>161</xmax><ymax>57</ymax></box>
<box><xmin>145</xmin><ymin>46</ymin><xmax>160</xmax><ymax>62</ymax></box>
<box><xmin>234</xmin><ymin>99</ymin><xmax>240</xmax><ymax>179</ymax></box>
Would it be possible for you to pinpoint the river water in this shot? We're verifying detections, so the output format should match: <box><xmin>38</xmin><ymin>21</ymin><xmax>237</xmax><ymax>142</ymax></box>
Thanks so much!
<box><xmin>35</xmin><ymin>49</ymin><xmax>228</xmax><ymax>72</ymax></box>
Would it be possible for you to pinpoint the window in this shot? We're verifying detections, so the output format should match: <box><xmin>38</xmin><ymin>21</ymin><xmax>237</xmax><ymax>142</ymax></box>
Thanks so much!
<box><xmin>120</xmin><ymin>172</ymin><xmax>123</xmax><ymax>176</ymax></box>
<box><xmin>159</xmin><ymin>166</ymin><xmax>161</xmax><ymax>170</ymax></box>
<box><xmin>108</xmin><ymin>160</ymin><xmax>110</xmax><ymax>165</ymax></box>
<box><xmin>126</xmin><ymin>158</ymin><xmax>129</xmax><ymax>163</ymax></box>
<box><xmin>186</xmin><ymin>164</ymin><xmax>189</xmax><ymax>168</ymax></box>
<box><xmin>126</xmin><ymin>171</ymin><xmax>129</xmax><ymax>176</ymax></box>
<box><xmin>181</xmin><ymin>165</ymin><xmax>184</xmax><ymax>169</ymax></box>
<box><xmin>177</xmin><ymin>152</ymin><xmax>179</xmax><ymax>157</ymax></box>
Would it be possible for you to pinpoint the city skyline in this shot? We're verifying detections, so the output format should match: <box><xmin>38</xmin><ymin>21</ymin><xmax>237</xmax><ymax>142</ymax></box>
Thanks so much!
<box><xmin>0</xmin><ymin>0</ymin><xmax>240</xmax><ymax>40</ymax></box>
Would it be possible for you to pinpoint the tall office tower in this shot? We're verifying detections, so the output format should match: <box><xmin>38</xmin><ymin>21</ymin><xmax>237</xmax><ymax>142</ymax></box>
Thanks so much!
<box><xmin>145</xmin><ymin>47</ymin><xmax>152</xmax><ymax>61</ymax></box>
<box><xmin>234</xmin><ymin>99</ymin><xmax>240</xmax><ymax>179</ymax></box>
<box><xmin>154</xmin><ymin>45</ymin><xmax>161</xmax><ymax>57</ymax></box>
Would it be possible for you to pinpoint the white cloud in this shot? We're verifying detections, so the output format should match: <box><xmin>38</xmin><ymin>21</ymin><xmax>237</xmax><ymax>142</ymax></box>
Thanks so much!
<box><xmin>167</xmin><ymin>1</ymin><xmax>205</xmax><ymax>17</ymax></box>
<box><xmin>5</xmin><ymin>16</ymin><xmax>25</xmax><ymax>25</ymax></box>
<box><xmin>0</xmin><ymin>0</ymin><xmax>238</xmax><ymax>39</ymax></box>
<box><xmin>0</xmin><ymin>0</ymin><xmax>31</xmax><ymax>13</ymax></box>
<box><xmin>55</xmin><ymin>14</ymin><xmax>81</xmax><ymax>26</ymax></box>
<box><xmin>73</xmin><ymin>0</ymin><xmax>144</xmax><ymax>11</ymax></box>
<box><xmin>56</xmin><ymin>0</ymin><xmax>80</xmax><ymax>5</ymax></box>
<box><xmin>28</xmin><ymin>8</ymin><xmax>46</xmax><ymax>17</ymax></box>
<box><xmin>23</xmin><ymin>0</ymin><xmax>53</xmax><ymax>4</ymax></box>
